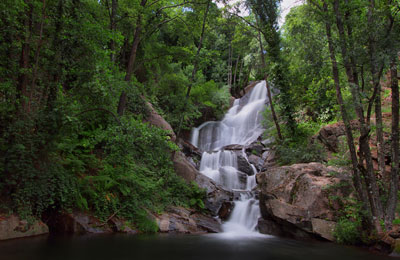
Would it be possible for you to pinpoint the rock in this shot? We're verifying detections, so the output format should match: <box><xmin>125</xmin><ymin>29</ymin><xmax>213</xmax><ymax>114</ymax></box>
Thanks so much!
<box><xmin>195</xmin><ymin>174</ymin><xmax>233</xmax><ymax>216</ymax></box>
<box><xmin>262</xmin><ymin>150</ymin><xmax>277</xmax><ymax>170</ymax></box>
<box><xmin>107</xmin><ymin>218</ymin><xmax>138</xmax><ymax>234</ymax></box>
<box><xmin>224</xmin><ymin>144</ymin><xmax>244</xmax><ymax>151</ymax></box>
<box><xmin>45</xmin><ymin>211</ymin><xmax>112</xmax><ymax>234</ymax></box>
<box><xmin>246</xmin><ymin>143</ymin><xmax>264</xmax><ymax>157</ymax></box>
<box><xmin>173</xmin><ymin>151</ymin><xmax>198</xmax><ymax>183</ymax></box>
<box><xmin>239</xmin><ymin>81</ymin><xmax>260</xmax><ymax>102</ymax></box>
<box><xmin>257</xmin><ymin>162</ymin><xmax>352</xmax><ymax>241</ymax></box>
<box><xmin>261</xmin><ymin>138</ymin><xmax>274</xmax><ymax>147</ymax></box>
<box><xmin>218</xmin><ymin>202</ymin><xmax>234</xmax><ymax>220</ymax></box>
<box><xmin>311</xmin><ymin>218</ymin><xmax>336</xmax><ymax>241</ymax></box>
<box><xmin>312</xmin><ymin>121</ymin><xmax>359</xmax><ymax>153</ymax></box>
<box><xmin>237</xmin><ymin>153</ymin><xmax>255</xmax><ymax>176</ymax></box>
<box><xmin>177</xmin><ymin>138</ymin><xmax>202</xmax><ymax>169</ymax></box>
<box><xmin>144</xmin><ymin>101</ymin><xmax>176</xmax><ymax>141</ymax></box>
<box><xmin>248</xmin><ymin>154</ymin><xmax>262</xmax><ymax>171</ymax></box>
<box><xmin>0</xmin><ymin>215</ymin><xmax>49</xmax><ymax>240</ymax></box>
<box><xmin>155</xmin><ymin>207</ymin><xmax>221</xmax><ymax>234</ymax></box>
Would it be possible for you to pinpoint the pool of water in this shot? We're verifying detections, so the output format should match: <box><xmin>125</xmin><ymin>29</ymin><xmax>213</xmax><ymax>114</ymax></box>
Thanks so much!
<box><xmin>0</xmin><ymin>233</ymin><xmax>390</xmax><ymax>260</ymax></box>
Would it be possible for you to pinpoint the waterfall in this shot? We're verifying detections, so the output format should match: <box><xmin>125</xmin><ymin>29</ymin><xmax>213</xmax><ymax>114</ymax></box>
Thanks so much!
<box><xmin>191</xmin><ymin>81</ymin><xmax>268</xmax><ymax>236</ymax></box>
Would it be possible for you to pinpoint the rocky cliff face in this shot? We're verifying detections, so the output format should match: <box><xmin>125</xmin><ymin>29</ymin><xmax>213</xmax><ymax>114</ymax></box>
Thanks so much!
<box><xmin>256</xmin><ymin>163</ymin><xmax>353</xmax><ymax>241</ymax></box>
<box><xmin>0</xmin><ymin>215</ymin><xmax>49</xmax><ymax>240</ymax></box>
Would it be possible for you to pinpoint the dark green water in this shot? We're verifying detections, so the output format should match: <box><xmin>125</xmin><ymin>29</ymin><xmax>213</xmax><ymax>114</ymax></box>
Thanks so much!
<box><xmin>0</xmin><ymin>233</ymin><xmax>391</xmax><ymax>260</ymax></box>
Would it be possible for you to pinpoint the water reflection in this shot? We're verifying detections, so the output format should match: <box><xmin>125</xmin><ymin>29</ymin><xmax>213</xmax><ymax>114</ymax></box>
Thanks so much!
<box><xmin>0</xmin><ymin>234</ymin><xmax>391</xmax><ymax>260</ymax></box>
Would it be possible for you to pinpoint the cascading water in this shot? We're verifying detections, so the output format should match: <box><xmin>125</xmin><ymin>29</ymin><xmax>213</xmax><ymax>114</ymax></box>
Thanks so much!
<box><xmin>191</xmin><ymin>81</ymin><xmax>269</xmax><ymax>236</ymax></box>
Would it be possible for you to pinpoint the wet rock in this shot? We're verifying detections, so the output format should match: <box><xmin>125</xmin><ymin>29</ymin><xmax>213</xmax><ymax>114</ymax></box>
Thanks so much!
<box><xmin>178</xmin><ymin>138</ymin><xmax>202</xmax><ymax>169</ymax></box>
<box><xmin>195</xmin><ymin>174</ymin><xmax>234</xmax><ymax>216</ymax></box>
<box><xmin>257</xmin><ymin>163</ymin><xmax>352</xmax><ymax>241</ymax></box>
<box><xmin>239</xmin><ymin>81</ymin><xmax>260</xmax><ymax>103</ymax></box>
<box><xmin>262</xmin><ymin>150</ymin><xmax>277</xmax><ymax>169</ymax></box>
<box><xmin>248</xmin><ymin>154</ymin><xmax>262</xmax><ymax>171</ymax></box>
<box><xmin>218</xmin><ymin>202</ymin><xmax>234</xmax><ymax>220</ymax></box>
<box><xmin>237</xmin><ymin>154</ymin><xmax>254</xmax><ymax>176</ymax></box>
<box><xmin>155</xmin><ymin>207</ymin><xmax>221</xmax><ymax>234</ymax></box>
<box><xmin>45</xmin><ymin>211</ymin><xmax>112</xmax><ymax>234</ymax></box>
<box><xmin>261</xmin><ymin>138</ymin><xmax>274</xmax><ymax>147</ymax></box>
<box><xmin>246</xmin><ymin>143</ymin><xmax>264</xmax><ymax>157</ymax></box>
<box><xmin>0</xmin><ymin>215</ymin><xmax>49</xmax><ymax>240</ymax></box>
<box><xmin>107</xmin><ymin>218</ymin><xmax>138</xmax><ymax>234</ymax></box>
<box><xmin>223</xmin><ymin>144</ymin><xmax>244</xmax><ymax>151</ymax></box>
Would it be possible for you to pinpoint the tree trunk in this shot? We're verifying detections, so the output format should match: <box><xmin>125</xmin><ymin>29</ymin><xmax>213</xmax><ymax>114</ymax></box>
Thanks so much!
<box><xmin>333</xmin><ymin>0</ymin><xmax>383</xmax><ymax>232</ymax></box>
<box><xmin>367</xmin><ymin>0</ymin><xmax>385</xmax><ymax>179</ymax></box>
<box><xmin>233</xmin><ymin>55</ymin><xmax>240</xmax><ymax>92</ymax></box>
<box><xmin>228</xmin><ymin>42</ymin><xmax>232</xmax><ymax>90</ymax></box>
<box><xmin>385</xmin><ymin>55</ymin><xmax>399</xmax><ymax>227</ymax></box>
<box><xmin>237</xmin><ymin>59</ymin><xmax>243</xmax><ymax>96</ymax></box>
<box><xmin>29</xmin><ymin>0</ymin><xmax>47</xmax><ymax>112</ymax></box>
<box><xmin>321</xmin><ymin>0</ymin><xmax>370</xmax><ymax>224</ymax></box>
<box><xmin>110</xmin><ymin>0</ymin><xmax>117</xmax><ymax>62</ymax></box>
<box><xmin>117</xmin><ymin>0</ymin><xmax>147</xmax><ymax>116</ymax></box>
<box><xmin>17</xmin><ymin>0</ymin><xmax>33</xmax><ymax>114</ymax></box>
<box><xmin>256</xmin><ymin>18</ymin><xmax>282</xmax><ymax>140</ymax></box>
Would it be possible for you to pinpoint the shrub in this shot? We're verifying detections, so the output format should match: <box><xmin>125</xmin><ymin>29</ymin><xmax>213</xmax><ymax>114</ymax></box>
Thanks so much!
<box><xmin>333</xmin><ymin>218</ymin><xmax>362</xmax><ymax>245</ymax></box>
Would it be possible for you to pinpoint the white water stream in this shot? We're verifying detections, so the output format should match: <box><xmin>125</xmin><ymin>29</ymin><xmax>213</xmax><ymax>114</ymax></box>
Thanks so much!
<box><xmin>191</xmin><ymin>81</ymin><xmax>268</xmax><ymax>236</ymax></box>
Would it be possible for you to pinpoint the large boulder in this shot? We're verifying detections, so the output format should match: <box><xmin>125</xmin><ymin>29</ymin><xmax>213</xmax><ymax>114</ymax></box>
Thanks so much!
<box><xmin>155</xmin><ymin>206</ymin><xmax>221</xmax><ymax>234</ymax></box>
<box><xmin>173</xmin><ymin>151</ymin><xmax>198</xmax><ymax>183</ymax></box>
<box><xmin>144</xmin><ymin>101</ymin><xmax>176</xmax><ymax>141</ymax></box>
<box><xmin>0</xmin><ymin>215</ymin><xmax>49</xmax><ymax>240</ymax></box>
<box><xmin>312</xmin><ymin>121</ymin><xmax>359</xmax><ymax>153</ymax></box>
<box><xmin>257</xmin><ymin>162</ymin><xmax>352</xmax><ymax>241</ymax></box>
<box><xmin>44</xmin><ymin>211</ymin><xmax>114</xmax><ymax>234</ymax></box>
<box><xmin>173</xmin><ymin>151</ymin><xmax>233</xmax><ymax>216</ymax></box>
<box><xmin>195</xmin><ymin>174</ymin><xmax>233</xmax><ymax>216</ymax></box>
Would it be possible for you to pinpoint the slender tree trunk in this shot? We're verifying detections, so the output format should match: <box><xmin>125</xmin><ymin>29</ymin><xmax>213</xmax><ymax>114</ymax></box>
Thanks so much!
<box><xmin>233</xmin><ymin>55</ymin><xmax>240</xmax><ymax>92</ymax></box>
<box><xmin>367</xmin><ymin>0</ymin><xmax>385</xmax><ymax>179</ymax></box>
<box><xmin>321</xmin><ymin>0</ymin><xmax>370</xmax><ymax>223</ymax></box>
<box><xmin>117</xmin><ymin>0</ymin><xmax>147</xmax><ymax>116</ymax></box>
<box><xmin>228</xmin><ymin>42</ymin><xmax>232</xmax><ymax>90</ymax></box>
<box><xmin>29</xmin><ymin>0</ymin><xmax>47</xmax><ymax>112</ymax></box>
<box><xmin>333</xmin><ymin>0</ymin><xmax>383</xmax><ymax>232</ymax></box>
<box><xmin>256</xmin><ymin>18</ymin><xmax>282</xmax><ymax>140</ymax></box>
<box><xmin>385</xmin><ymin>55</ymin><xmax>399</xmax><ymax>227</ymax></box>
<box><xmin>110</xmin><ymin>0</ymin><xmax>117</xmax><ymax>62</ymax></box>
<box><xmin>45</xmin><ymin>0</ymin><xmax>63</xmax><ymax>111</ymax></box>
<box><xmin>237</xmin><ymin>59</ymin><xmax>243</xmax><ymax>96</ymax></box>
<box><xmin>17</xmin><ymin>0</ymin><xmax>33</xmax><ymax>114</ymax></box>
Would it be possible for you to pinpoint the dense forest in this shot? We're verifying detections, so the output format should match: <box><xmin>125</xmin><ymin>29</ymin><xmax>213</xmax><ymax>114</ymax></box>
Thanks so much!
<box><xmin>1</xmin><ymin>0</ymin><xmax>400</xmax><ymax>248</ymax></box>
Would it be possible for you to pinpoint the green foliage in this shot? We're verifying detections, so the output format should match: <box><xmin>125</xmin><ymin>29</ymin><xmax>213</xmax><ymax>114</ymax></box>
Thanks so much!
<box><xmin>264</xmin><ymin>114</ymin><xmax>326</xmax><ymax>165</ymax></box>
<box><xmin>333</xmin><ymin>218</ymin><xmax>362</xmax><ymax>245</ymax></box>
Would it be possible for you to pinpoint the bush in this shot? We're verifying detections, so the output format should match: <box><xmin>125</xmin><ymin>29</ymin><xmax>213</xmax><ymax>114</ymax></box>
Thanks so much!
<box><xmin>333</xmin><ymin>218</ymin><xmax>362</xmax><ymax>245</ymax></box>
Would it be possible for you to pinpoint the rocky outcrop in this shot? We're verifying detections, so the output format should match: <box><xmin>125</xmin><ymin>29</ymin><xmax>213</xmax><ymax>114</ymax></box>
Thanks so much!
<box><xmin>144</xmin><ymin>101</ymin><xmax>176</xmax><ymax>141</ymax></box>
<box><xmin>155</xmin><ymin>206</ymin><xmax>221</xmax><ymax>234</ymax></box>
<box><xmin>257</xmin><ymin>162</ymin><xmax>352</xmax><ymax>241</ymax></box>
<box><xmin>45</xmin><ymin>211</ymin><xmax>114</xmax><ymax>234</ymax></box>
<box><xmin>312</xmin><ymin>121</ymin><xmax>359</xmax><ymax>153</ymax></box>
<box><xmin>173</xmin><ymin>151</ymin><xmax>199</xmax><ymax>183</ymax></box>
<box><xmin>177</xmin><ymin>138</ymin><xmax>202</xmax><ymax>169</ymax></box>
<box><xmin>0</xmin><ymin>215</ymin><xmax>49</xmax><ymax>240</ymax></box>
<box><xmin>195</xmin><ymin>174</ymin><xmax>233</xmax><ymax>217</ymax></box>
<box><xmin>44</xmin><ymin>211</ymin><xmax>139</xmax><ymax>235</ymax></box>
<box><xmin>173</xmin><ymin>149</ymin><xmax>233</xmax><ymax>217</ymax></box>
